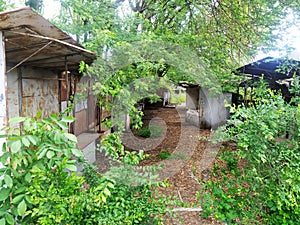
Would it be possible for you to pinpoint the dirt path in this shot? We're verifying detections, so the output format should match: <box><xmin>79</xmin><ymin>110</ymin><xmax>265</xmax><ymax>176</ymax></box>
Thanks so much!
<box><xmin>95</xmin><ymin>105</ymin><xmax>222</xmax><ymax>224</ymax></box>
<box><xmin>138</xmin><ymin>106</ymin><xmax>222</xmax><ymax>224</ymax></box>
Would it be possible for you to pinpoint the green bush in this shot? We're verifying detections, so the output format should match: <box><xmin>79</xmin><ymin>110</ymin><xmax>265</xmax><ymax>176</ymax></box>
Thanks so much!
<box><xmin>200</xmin><ymin>84</ymin><xmax>300</xmax><ymax>224</ymax></box>
<box><xmin>170</xmin><ymin>93</ymin><xmax>186</xmax><ymax>104</ymax></box>
<box><xmin>137</xmin><ymin>124</ymin><xmax>163</xmax><ymax>138</ymax></box>
<box><xmin>0</xmin><ymin>114</ymin><xmax>168</xmax><ymax>224</ymax></box>
<box><xmin>0</xmin><ymin>114</ymin><xmax>114</xmax><ymax>224</ymax></box>
<box><xmin>157</xmin><ymin>150</ymin><xmax>171</xmax><ymax>159</ymax></box>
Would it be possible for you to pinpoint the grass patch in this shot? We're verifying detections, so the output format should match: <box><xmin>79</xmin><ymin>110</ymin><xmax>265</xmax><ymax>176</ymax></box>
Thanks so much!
<box><xmin>137</xmin><ymin>124</ymin><xmax>164</xmax><ymax>138</ymax></box>
<box><xmin>157</xmin><ymin>150</ymin><xmax>171</xmax><ymax>159</ymax></box>
<box><xmin>157</xmin><ymin>150</ymin><xmax>188</xmax><ymax>160</ymax></box>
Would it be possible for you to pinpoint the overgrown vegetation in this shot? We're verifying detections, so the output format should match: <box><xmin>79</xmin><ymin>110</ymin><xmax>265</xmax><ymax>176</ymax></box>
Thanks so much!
<box><xmin>54</xmin><ymin>0</ymin><xmax>300</xmax><ymax>89</ymax></box>
<box><xmin>170</xmin><ymin>92</ymin><xmax>186</xmax><ymax>105</ymax></box>
<box><xmin>1</xmin><ymin>1</ymin><xmax>300</xmax><ymax>224</ymax></box>
<box><xmin>157</xmin><ymin>150</ymin><xmax>171</xmax><ymax>160</ymax></box>
<box><xmin>199</xmin><ymin>82</ymin><xmax>300</xmax><ymax>224</ymax></box>
<box><xmin>137</xmin><ymin>124</ymin><xmax>164</xmax><ymax>138</ymax></box>
<box><xmin>0</xmin><ymin>114</ymin><xmax>168</xmax><ymax>224</ymax></box>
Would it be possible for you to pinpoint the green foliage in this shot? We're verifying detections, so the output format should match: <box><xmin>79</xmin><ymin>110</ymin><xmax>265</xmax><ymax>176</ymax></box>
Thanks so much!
<box><xmin>54</xmin><ymin>0</ymin><xmax>117</xmax><ymax>53</ymax></box>
<box><xmin>157</xmin><ymin>150</ymin><xmax>171</xmax><ymax>160</ymax></box>
<box><xmin>79</xmin><ymin>158</ymin><xmax>167</xmax><ymax>224</ymax></box>
<box><xmin>90</xmin><ymin>183</ymin><xmax>167</xmax><ymax>225</ymax></box>
<box><xmin>27</xmin><ymin>163</ymin><xmax>114</xmax><ymax>225</ymax></box>
<box><xmin>218</xmin><ymin>149</ymin><xmax>238</xmax><ymax>172</ymax></box>
<box><xmin>200</xmin><ymin>84</ymin><xmax>300</xmax><ymax>224</ymax></box>
<box><xmin>0</xmin><ymin>114</ymin><xmax>115</xmax><ymax>224</ymax></box>
<box><xmin>0</xmin><ymin>0</ymin><xmax>6</xmax><ymax>11</ymax></box>
<box><xmin>137</xmin><ymin>124</ymin><xmax>164</xmax><ymax>138</ymax></box>
<box><xmin>0</xmin><ymin>114</ymin><xmax>169</xmax><ymax>224</ymax></box>
<box><xmin>54</xmin><ymin>0</ymin><xmax>300</xmax><ymax>92</ymax></box>
<box><xmin>200</xmin><ymin>174</ymin><xmax>256</xmax><ymax>223</ymax></box>
<box><xmin>170</xmin><ymin>93</ymin><xmax>186</xmax><ymax>105</ymax></box>
<box><xmin>79</xmin><ymin>159</ymin><xmax>103</xmax><ymax>188</ymax></box>
<box><xmin>25</xmin><ymin>0</ymin><xmax>43</xmax><ymax>12</ymax></box>
<box><xmin>99</xmin><ymin>132</ymin><xmax>146</xmax><ymax>165</ymax></box>
<box><xmin>0</xmin><ymin>0</ymin><xmax>14</xmax><ymax>11</ymax></box>
<box><xmin>137</xmin><ymin>127</ymin><xmax>151</xmax><ymax>138</ymax></box>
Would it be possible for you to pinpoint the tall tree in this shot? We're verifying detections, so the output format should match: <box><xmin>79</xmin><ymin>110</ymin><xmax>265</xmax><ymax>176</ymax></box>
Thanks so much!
<box><xmin>51</xmin><ymin>0</ymin><xmax>300</xmax><ymax>95</ymax></box>
<box><xmin>54</xmin><ymin>1</ymin><xmax>300</xmax><ymax>87</ymax></box>
<box><xmin>0</xmin><ymin>0</ymin><xmax>10</xmax><ymax>11</ymax></box>
<box><xmin>115</xmin><ymin>1</ymin><xmax>300</xmax><ymax>86</ymax></box>
<box><xmin>25</xmin><ymin>0</ymin><xmax>43</xmax><ymax>12</ymax></box>
<box><xmin>53</xmin><ymin>0</ymin><xmax>118</xmax><ymax>54</ymax></box>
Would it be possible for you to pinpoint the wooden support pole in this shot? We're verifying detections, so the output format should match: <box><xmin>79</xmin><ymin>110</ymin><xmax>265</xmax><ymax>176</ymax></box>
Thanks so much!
<box><xmin>171</xmin><ymin>207</ymin><xmax>203</xmax><ymax>212</ymax></box>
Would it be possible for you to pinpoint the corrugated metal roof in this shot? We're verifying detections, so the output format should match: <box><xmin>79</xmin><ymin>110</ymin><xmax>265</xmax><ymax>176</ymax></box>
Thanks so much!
<box><xmin>0</xmin><ymin>7</ymin><xmax>95</xmax><ymax>74</ymax></box>
<box><xmin>235</xmin><ymin>57</ymin><xmax>300</xmax><ymax>81</ymax></box>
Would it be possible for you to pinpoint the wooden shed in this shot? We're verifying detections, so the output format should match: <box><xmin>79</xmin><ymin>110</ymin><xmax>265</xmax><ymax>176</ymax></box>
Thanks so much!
<box><xmin>0</xmin><ymin>7</ymin><xmax>106</xmax><ymax>162</ymax></box>
<box><xmin>179</xmin><ymin>82</ymin><xmax>231</xmax><ymax>129</ymax></box>
<box><xmin>233</xmin><ymin>57</ymin><xmax>300</xmax><ymax>105</ymax></box>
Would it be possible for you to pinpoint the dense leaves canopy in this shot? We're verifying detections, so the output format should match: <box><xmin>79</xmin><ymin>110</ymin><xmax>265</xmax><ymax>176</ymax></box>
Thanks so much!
<box><xmin>53</xmin><ymin>0</ymin><xmax>300</xmax><ymax>91</ymax></box>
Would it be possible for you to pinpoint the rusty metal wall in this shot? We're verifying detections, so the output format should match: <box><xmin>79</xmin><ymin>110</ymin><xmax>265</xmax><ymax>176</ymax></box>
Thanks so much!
<box><xmin>74</xmin><ymin>109</ymin><xmax>86</xmax><ymax>136</ymax></box>
<box><xmin>7</xmin><ymin>70</ymin><xmax>19</xmax><ymax>119</ymax></box>
<box><xmin>6</xmin><ymin>67</ymin><xmax>59</xmax><ymax>120</ymax></box>
<box><xmin>74</xmin><ymin>76</ymin><xmax>99</xmax><ymax>135</ymax></box>
<box><xmin>21</xmin><ymin>67</ymin><xmax>59</xmax><ymax>118</ymax></box>
<box><xmin>87</xmin><ymin>92</ymin><xmax>96</xmax><ymax>128</ymax></box>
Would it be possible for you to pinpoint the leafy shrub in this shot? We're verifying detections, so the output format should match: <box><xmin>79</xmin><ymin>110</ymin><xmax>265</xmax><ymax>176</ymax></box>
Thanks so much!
<box><xmin>200</xmin><ymin>84</ymin><xmax>300</xmax><ymax>224</ymax></box>
<box><xmin>27</xmin><ymin>162</ymin><xmax>115</xmax><ymax>225</ymax></box>
<box><xmin>137</xmin><ymin>124</ymin><xmax>163</xmax><ymax>138</ymax></box>
<box><xmin>0</xmin><ymin>114</ymin><xmax>115</xmax><ymax>224</ymax></box>
<box><xmin>170</xmin><ymin>93</ymin><xmax>186</xmax><ymax>104</ymax></box>
<box><xmin>137</xmin><ymin>126</ymin><xmax>151</xmax><ymax>137</ymax></box>
<box><xmin>157</xmin><ymin>150</ymin><xmax>171</xmax><ymax>159</ymax></box>
<box><xmin>0</xmin><ymin>114</ymin><xmax>168</xmax><ymax>224</ymax></box>
<box><xmin>79</xmin><ymin>159</ymin><xmax>167</xmax><ymax>224</ymax></box>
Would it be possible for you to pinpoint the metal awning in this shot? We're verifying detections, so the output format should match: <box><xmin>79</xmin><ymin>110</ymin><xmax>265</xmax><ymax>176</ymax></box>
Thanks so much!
<box><xmin>235</xmin><ymin>57</ymin><xmax>300</xmax><ymax>82</ymax></box>
<box><xmin>0</xmin><ymin>7</ymin><xmax>96</xmax><ymax>74</ymax></box>
<box><xmin>233</xmin><ymin>57</ymin><xmax>300</xmax><ymax>103</ymax></box>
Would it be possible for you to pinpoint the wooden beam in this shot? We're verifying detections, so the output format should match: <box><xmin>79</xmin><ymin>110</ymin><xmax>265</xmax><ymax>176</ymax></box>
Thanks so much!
<box><xmin>10</xmin><ymin>31</ymin><xmax>95</xmax><ymax>55</ymax></box>
<box><xmin>21</xmin><ymin>76</ymin><xmax>65</xmax><ymax>81</ymax></box>
<box><xmin>5</xmin><ymin>36</ymin><xmax>72</xmax><ymax>53</ymax></box>
<box><xmin>6</xmin><ymin>41</ymin><xmax>53</xmax><ymax>73</ymax></box>
<box><xmin>20</xmin><ymin>53</ymin><xmax>82</xmax><ymax>65</ymax></box>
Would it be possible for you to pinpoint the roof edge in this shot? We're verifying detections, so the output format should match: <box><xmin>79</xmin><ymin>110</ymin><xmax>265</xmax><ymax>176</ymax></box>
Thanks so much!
<box><xmin>0</xmin><ymin>6</ymin><xmax>31</xmax><ymax>16</ymax></box>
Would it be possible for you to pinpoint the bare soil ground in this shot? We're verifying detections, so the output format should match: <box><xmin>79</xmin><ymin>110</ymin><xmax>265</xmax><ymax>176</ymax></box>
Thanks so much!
<box><xmin>95</xmin><ymin>105</ymin><xmax>223</xmax><ymax>224</ymax></box>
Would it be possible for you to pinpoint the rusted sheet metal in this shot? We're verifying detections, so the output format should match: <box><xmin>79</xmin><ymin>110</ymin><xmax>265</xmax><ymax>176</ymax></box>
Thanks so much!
<box><xmin>88</xmin><ymin>94</ymin><xmax>96</xmax><ymax>126</ymax></box>
<box><xmin>74</xmin><ymin>110</ymin><xmax>86</xmax><ymax>136</ymax></box>
<box><xmin>60</xmin><ymin>72</ymin><xmax>69</xmax><ymax>101</ymax></box>
<box><xmin>7</xmin><ymin>70</ymin><xmax>19</xmax><ymax>119</ymax></box>
<box><xmin>21</xmin><ymin>67</ymin><xmax>59</xmax><ymax>118</ymax></box>
<box><xmin>74</xmin><ymin>76</ymin><xmax>99</xmax><ymax>135</ymax></box>
<box><xmin>0</xmin><ymin>7</ymin><xmax>95</xmax><ymax>73</ymax></box>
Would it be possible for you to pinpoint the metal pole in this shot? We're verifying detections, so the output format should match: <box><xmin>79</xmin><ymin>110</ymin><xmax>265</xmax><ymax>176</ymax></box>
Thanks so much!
<box><xmin>0</xmin><ymin>31</ymin><xmax>7</xmax><ymax>128</ymax></box>
<box><xmin>17</xmin><ymin>68</ymin><xmax>23</xmax><ymax>117</ymax></box>
<box><xmin>0</xmin><ymin>31</ymin><xmax>8</xmax><ymax>160</ymax></box>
